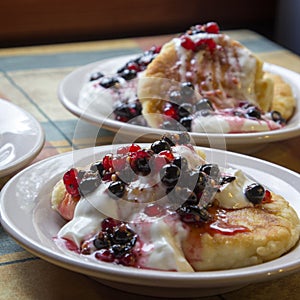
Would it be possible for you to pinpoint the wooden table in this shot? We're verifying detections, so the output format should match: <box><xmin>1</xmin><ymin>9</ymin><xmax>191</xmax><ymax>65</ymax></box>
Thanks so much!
<box><xmin>0</xmin><ymin>29</ymin><xmax>300</xmax><ymax>299</ymax></box>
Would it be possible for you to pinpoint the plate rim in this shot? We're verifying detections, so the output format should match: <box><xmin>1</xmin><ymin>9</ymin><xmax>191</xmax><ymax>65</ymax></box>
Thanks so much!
<box><xmin>57</xmin><ymin>55</ymin><xmax>300</xmax><ymax>146</ymax></box>
<box><xmin>1</xmin><ymin>145</ymin><xmax>300</xmax><ymax>289</ymax></box>
<box><xmin>0</xmin><ymin>98</ymin><xmax>45</xmax><ymax>177</ymax></box>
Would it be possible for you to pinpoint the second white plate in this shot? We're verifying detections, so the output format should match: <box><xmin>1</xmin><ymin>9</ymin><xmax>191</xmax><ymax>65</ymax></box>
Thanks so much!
<box><xmin>58</xmin><ymin>55</ymin><xmax>300</xmax><ymax>153</ymax></box>
<box><xmin>0</xmin><ymin>99</ymin><xmax>45</xmax><ymax>177</ymax></box>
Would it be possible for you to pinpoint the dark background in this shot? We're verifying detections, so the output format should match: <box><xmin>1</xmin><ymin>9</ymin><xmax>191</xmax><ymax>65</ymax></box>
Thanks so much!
<box><xmin>0</xmin><ymin>0</ymin><xmax>299</xmax><ymax>55</ymax></box>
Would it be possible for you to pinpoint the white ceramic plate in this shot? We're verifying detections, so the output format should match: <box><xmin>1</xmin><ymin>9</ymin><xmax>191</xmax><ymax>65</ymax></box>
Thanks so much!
<box><xmin>58</xmin><ymin>55</ymin><xmax>300</xmax><ymax>153</ymax></box>
<box><xmin>1</xmin><ymin>145</ymin><xmax>300</xmax><ymax>298</ymax></box>
<box><xmin>0</xmin><ymin>99</ymin><xmax>45</xmax><ymax>177</ymax></box>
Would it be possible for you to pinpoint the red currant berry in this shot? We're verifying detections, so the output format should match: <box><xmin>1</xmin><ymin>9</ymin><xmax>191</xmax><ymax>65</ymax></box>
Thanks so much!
<box><xmin>129</xmin><ymin>144</ymin><xmax>141</xmax><ymax>153</ymax></box>
<box><xmin>159</xmin><ymin>150</ymin><xmax>174</xmax><ymax>162</ymax></box>
<box><xmin>205</xmin><ymin>22</ymin><xmax>220</xmax><ymax>34</ymax></box>
<box><xmin>262</xmin><ymin>190</ymin><xmax>272</xmax><ymax>203</ymax></box>
<box><xmin>163</xmin><ymin>103</ymin><xmax>179</xmax><ymax>120</ymax></box>
<box><xmin>130</xmin><ymin>150</ymin><xmax>152</xmax><ymax>176</ymax></box>
<box><xmin>116</xmin><ymin>115</ymin><xmax>129</xmax><ymax>123</ymax></box>
<box><xmin>102</xmin><ymin>154</ymin><xmax>113</xmax><ymax>171</ymax></box>
<box><xmin>63</xmin><ymin>168</ymin><xmax>80</xmax><ymax>196</ymax></box>
<box><xmin>117</xmin><ymin>144</ymin><xmax>141</xmax><ymax>155</ymax></box>
<box><xmin>126</xmin><ymin>61</ymin><xmax>140</xmax><ymax>71</ymax></box>
<box><xmin>180</xmin><ymin>36</ymin><xmax>195</xmax><ymax>51</ymax></box>
<box><xmin>205</xmin><ymin>38</ymin><xmax>217</xmax><ymax>52</ymax></box>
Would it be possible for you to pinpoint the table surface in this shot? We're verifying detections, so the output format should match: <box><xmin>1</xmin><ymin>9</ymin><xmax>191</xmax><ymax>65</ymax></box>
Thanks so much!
<box><xmin>0</xmin><ymin>29</ymin><xmax>300</xmax><ymax>300</ymax></box>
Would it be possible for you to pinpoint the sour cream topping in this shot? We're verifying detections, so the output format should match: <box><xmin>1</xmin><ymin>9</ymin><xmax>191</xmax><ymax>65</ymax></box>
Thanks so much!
<box><xmin>52</xmin><ymin>146</ymin><xmax>259</xmax><ymax>268</ymax></box>
<box><xmin>215</xmin><ymin>168</ymin><xmax>255</xmax><ymax>209</ymax></box>
<box><xmin>191</xmin><ymin>112</ymin><xmax>282</xmax><ymax>133</ymax></box>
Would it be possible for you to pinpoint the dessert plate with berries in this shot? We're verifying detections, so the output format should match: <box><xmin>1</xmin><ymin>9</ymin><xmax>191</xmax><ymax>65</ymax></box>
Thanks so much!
<box><xmin>1</xmin><ymin>135</ymin><xmax>300</xmax><ymax>297</ymax></box>
<box><xmin>0</xmin><ymin>99</ymin><xmax>45</xmax><ymax>177</ymax></box>
<box><xmin>58</xmin><ymin>24</ymin><xmax>300</xmax><ymax>153</ymax></box>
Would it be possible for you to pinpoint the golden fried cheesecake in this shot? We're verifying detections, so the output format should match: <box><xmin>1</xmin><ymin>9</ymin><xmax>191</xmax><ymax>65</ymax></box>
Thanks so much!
<box><xmin>52</xmin><ymin>133</ymin><xmax>300</xmax><ymax>271</ymax></box>
<box><xmin>137</xmin><ymin>23</ymin><xmax>296</xmax><ymax>132</ymax></box>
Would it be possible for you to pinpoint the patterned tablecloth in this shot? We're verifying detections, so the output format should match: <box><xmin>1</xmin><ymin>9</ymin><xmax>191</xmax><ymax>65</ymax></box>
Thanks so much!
<box><xmin>1</xmin><ymin>30</ymin><xmax>300</xmax><ymax>299</ymax></box>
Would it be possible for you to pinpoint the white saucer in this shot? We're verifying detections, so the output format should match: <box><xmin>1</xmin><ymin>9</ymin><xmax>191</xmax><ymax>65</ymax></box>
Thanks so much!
<box><xmin>0</xmin><ymin>99</ymin><xmax>45</xmax><ymax>177</ymax></box>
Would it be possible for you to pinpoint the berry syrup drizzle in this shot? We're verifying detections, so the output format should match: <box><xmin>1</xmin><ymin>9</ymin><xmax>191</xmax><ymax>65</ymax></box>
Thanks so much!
<box><xmin>57</xmin><ymin>133</ymin><xmax>273</xmax><ymax>268</ymax></box>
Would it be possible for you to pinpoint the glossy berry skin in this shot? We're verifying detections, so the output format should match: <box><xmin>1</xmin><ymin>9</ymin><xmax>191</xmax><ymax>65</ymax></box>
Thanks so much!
<box><xmin>93</xmin><ymin>218</ymin><xmax>138</xmax><ymax>266</ymax></box>
<box><xmin>178</xmin><ymin>103</ymin><xmax>193</xmax><ymax>118</ymax></box>
<box><xmin>89</xmin><ymin>71</ymin><xmax>104</xmax><ymax>81</ymax></box>
<box><xmin>160</xmin><ymin>164</ymin><xmax>181</xmax><ymax>187</ymax></box>
<box><xmin>205</xmin><ymin>22</ymin><xmax>220</xmax><ymax>34</ymax></box>
<box><xmin>120</xmin><ymin>69</ymin><xmax>137</xmax><ymax>80</ymax></box>
<box><xmin>246</xmin><ymin>107</ymin><xmax>261</xmax><ymax>119</ymax></box>
<box><xmin>271</xmin><ymin>111</ymin><xmax>286</xmax><ymax>124</ymax></box>
<box><xmin>245</xmin><ymin>183</ymin><xmax>265</xmax><ymax>204</ymax></box>
<box><xmin>113</xmin><ymin>100</ymin><xmax>142</xmax><ymax>121</ymax></box>
<box><xmin>200</xmin><ymin>164</ymin><xmax>220</xmax><ymax>178</ymax></box>
<box><xmin>161</xmin><ymin>134</ymin><xmax>176</xmax><ymax>146</ymax></box>
<box><xmin>117</xmin><ymin>143</ymin><xmax>141</xmax><ymax>155</ymax></box>
<box><xmin>173</xmin><ymin>156</ymin><xmax>188</xmax><ymax>171</ymax></box>
<box><xmin>158</xmin><ymin>151</ymin><xmax>174</xmax><ymax>163</ymax></box>
<box><xmin>195</xmin><ymin>99</ymin><xmax>214</xmax><ymax>111</ymax></box>
<box><xmin>151</xmin><ymin>140</ymin><xmax>171</xmax><ymax>154</ymax></box>
<box><xmin>126</xmin><ymin>61</ymin><xmax>140</xmax><ymax>71</ymax></box>
<box><xmin>130</xmin><ymin>150</ymin><xmax>152</xmax><ymax>176</ymax></box>
<box><xmin>163</xmin><ymin>102</ymin><xmax>179</xmax><ymax>120</ymax></box>
<box><xmin>180</xmin><ymin>36</ymin><xmax>195</xmax><ymax>51</ymax></box>
<box><xmin>108</xmin><ymin>181</ymin><xmax>125</xmax><ymax>198</ymax></box>
<box><xmin>63</xmin><ymin>168</ymin><xmax>80</xmax><ymax>197</ymax></box>
<box><xmin>180</xmin><ymin>82</ymin><xmax>194</xmax><ymax>98</ymax></box>
<box><xmin>102</xmin><ymin>154</ymin><xmax>113</xmax><ymax>171</ymax></box>
<box><xmin>180</xmin><ymin>116</ymin><xmax>192</xmax><ymax>131</ymax></box>
<box><xmin>262</xmin><ymin>190</ymin><xmax>272</xmax><ymax>203</ymax></box>
<box><xmin>220</xmin><ymin>176</ymin><xmax>236</xmax><ymax>185</ymax></box>
<box><xmin>99</xmin><ymin>77</ymin><xmax>118</xmax><ymax>88</ymax></box>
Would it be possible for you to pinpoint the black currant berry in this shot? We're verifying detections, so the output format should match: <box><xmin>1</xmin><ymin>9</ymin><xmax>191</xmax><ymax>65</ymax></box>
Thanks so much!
<box><xmin>245</xmin><ymin>183</ymin><xmax>265</xmax><ymax>204</ymax></box>
<box><xmin>151</xmin><ymin>140</ymin><xmax>171</xmax><ymax>154</ymax></box>
<box><xmin>108</xmin><ymin>181</ymin><xmax>126</xmax><ymax>198</ymax></box>
<box><xmin>160</xmin><ymin>164</ymin><xmax>181</xmax><ymax>187</ymax></box>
